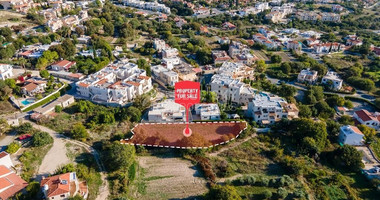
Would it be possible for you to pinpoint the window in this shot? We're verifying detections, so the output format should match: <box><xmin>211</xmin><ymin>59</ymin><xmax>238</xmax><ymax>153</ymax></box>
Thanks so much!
<box><xmin>60</xmin><ymin>194</ymin><xmax>65</xmax><ymax>197</ymax></box>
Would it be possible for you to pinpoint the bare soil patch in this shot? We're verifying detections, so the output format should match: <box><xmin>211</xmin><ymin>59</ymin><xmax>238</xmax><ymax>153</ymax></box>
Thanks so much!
<box><xmin>121</xmin><ymin>121</ymin><xmax>246</xmax><ymax>147</ymax></box>
<box><xmin>137</xmin><ymin>156</ymin><xmax>208</xmax><ymax>199</ymax></box>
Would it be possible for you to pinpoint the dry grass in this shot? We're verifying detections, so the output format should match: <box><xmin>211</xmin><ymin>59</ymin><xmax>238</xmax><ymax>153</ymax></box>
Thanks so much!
<box><xmin>0</xmin><ymin>100</ymin><xmax>17</xmax><ymax>115</ymax></box>
<box><xmin>134</xmin><ymin>155</ymin><xmax>208</xmax><ymax>200</ymax></box>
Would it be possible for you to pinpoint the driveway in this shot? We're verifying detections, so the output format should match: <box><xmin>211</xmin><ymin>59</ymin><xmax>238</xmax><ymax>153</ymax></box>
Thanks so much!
<box><xmin>356</xmin><ymin>146</ymin><xmax>380</xmax><ymax>170</ymax></box>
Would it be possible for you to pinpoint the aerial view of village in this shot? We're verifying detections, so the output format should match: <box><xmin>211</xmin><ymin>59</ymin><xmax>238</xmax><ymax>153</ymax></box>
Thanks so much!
<box><xmin>0</xmin><ymin>0</ymin><xmax>380</xmax><ymax>199</ymax></box>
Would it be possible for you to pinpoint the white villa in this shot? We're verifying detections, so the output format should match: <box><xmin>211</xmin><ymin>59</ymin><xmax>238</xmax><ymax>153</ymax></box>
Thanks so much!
<box><xmin>322</xmin><ymin>71</ymin><xmax>343</xmax><ymax>90</ymax></box>
<box><xmin>76</xmin><ymin>61</ymin><xmax>152</xmax><ymax>105</ymax></box>
<box><xmin>297</xmin><ymin>68</ymin><xmax>318</xmax><ymax>84</ymax></box>
<box><xmin>0</xmin><ymin>64</ymin><xmax>13</xmax><ymax>80</ymax></box>
<box><xmin>353</xmin><ymin>110</ymin><xmax>380</xmax><ymax>130</ymax></box>
<box><xmin>338</xmin><ymin>125</ymin><xmax>364</xmax><ymax>146</ymax></box>
<box><xmin>247</xmin><ymin>92</ymin><xmax>299</xmax><ymax>124</ymax></box>
<box><xmin>148</xmin><ymin>99</ymin><xmax>185</xmax><ymax>122</ymax></box>
<box><xmin>152</xmin><ymin>65</ymin><xmax>178</xmax><ymax>86</ymax></box>
<box><xmin>194</xmin><ymin>104</ymin><xmax>221</xmax><ymax>120</ymax></box>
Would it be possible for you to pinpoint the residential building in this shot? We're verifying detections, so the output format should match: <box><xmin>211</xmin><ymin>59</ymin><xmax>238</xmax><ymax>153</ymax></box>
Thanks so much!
<box><xmin>21</xmin><ymin>78</ymin><xmax>47</xmax><ymax>97</ymax></box>
<box><xmin>153</xmin><ymin>39</ymin><xmax>167</xmax><ymax>52</ymax></box>
<box><xmin>162</xmin><ymin>57</ymin><xmax>180</xmax><ymax>70</ymax></box>
<box><xmin>296</xmin><ymin>12</ymin><xmax>321</xmax><ymax>21</ymax></box>
<box><xmin>265</xmin><ymin>11</ymin><xmax>286</xmax><ymax>23</ymax></box>
<box><xmin>228</xmin><ymin>41</ymin><xmax>250</xmax><ymax>58</ymax></box>
<box><xmin>0</xmin><ymin>64</ymin><xmax>13</xmax><ymax>80</ymax></box>
<box><xmin>174</xmin><ymin>64</ymin><xmax>199</xmax><ymax>81</ymax></box>
<box><xmin>0</xmin><ymin>151</ymin><xmax>13</xmax><ymax>169</ymax></box>
<box><xmin>174</xmin><ymin>17</ymin><xmax>187</xmax><ymax>28</ymax></box>
<box><xmin>332</xmin><ymin>4</ymin><xmax>344</xmax><ymax>12</ymax></box>
<box><xmin>218</xmin><ymin>62</ymin><xmax>254</xmax><ymax>81</ymax></box>
<box><xmin>313</xmin><ymin>42</ymin><xmax>345</xmax><ymax>53</ymax></box>
<box><xmin>353</xmin><ymin>110</ymin><xmax>380</xmax><ymax>130</ymax></box>
<box><xmin>255</xmin><ymin>2</ymin><xmax>270</xmax><ymax>12</ymax></box>
<box><xmin>51</xmin><ymin>60</ymin><xmax>76</xmax><ymax>71</ymax></box>
<box><xmin>162</xmin><ymin>48</ymin><xmax>178</xmax><ymax>59</ymax></box>
<box><xmin>194</xmin><ymin>103</ymin><xmax>221</xmax><ymax>120</ymax></box>
<box><xmin>338</xmin><ymin>125</ymin><xmax>364</xmax><ymax>146</ymax></box>
<box><xmin>152</xmin><ymin>65</ymin><xmax>178</xmax><ymax>86</ymax></box>
<box><xmin>222</xmin><ymin>22</ymin><xmax>236</xmax><ymax>30</ymax></box>
<box><xmin>235</xmin><ymin>53</ymin><xmax>257</xmax><ymax>65</ymax></box>
<box><xmin>322</xmin><ymin>71</ymin><xmax>343</xmax><ymax>90</ymax></box>
<box><xmin>218</xmin><ymin>37</ymin><xmax>230</xmax><ymax>45</ymax></box>
<box><xmin>305</xmin><ymin>38</ymin><xmax>320</xmax><ymax>46</ymax></box>
<box><xmin>199</xmin><ymin>26</ymin><xmax>209</xmax><ymax>34</ymax></box>
<box><xmin>0</xmin><ymin>165</ymin><xmax>28</xmax><ymax>200</ymax></box>
<box><xmin>345</xmin><ymin>35</ymin><xmax>363</xmax><ymax>46</ymax></box>
<box><xmin>252</xmin><ymin>33</ymin><xmax>277</xmax><ymax>49</ymax></box>
<box><xmin>287</xmin><ymin>40</ymin><xmax>302</xmax><ymax>51</ymax></box>
<box><xmin>148</xmin><ymin>99</ymin><xmax>185</xmax><ymax>122</ymax></box>
<box><xmin>210</xmin><ymin>74</ymin><xmax>255</xmax><ymax>105</ymax></box>
<box><xmin>247</xmin><ymin>92</ymin><xmax>299</xmax><ymax>124</ymax></box>
<box><xmin>211</xmin><ymin>50</ymin><xmax>231</xmax><ymax>64</ymax></box>
<box><xmin>76</xmin><ymin>61</ymin><xmax>152</xmax><ymax>105</ymax></box>
<box><xmin>40</xmin><ymin>172</ymin><xmax>88</xmax><ymax>200</ymax></box>
<box><xmin>297</xmin><ymin>69</ymin><xmax>318</xmax><ymax>84</ymax></box>
<box><xmin>33</xmin><ymin>94</ymin><xmax>75</xmax><ymax>116</ymax></box>
<box><xmin>122</xmin><ymin>0</ymin><xmax>170</xmax><ymax>14</ymax></box>
<box><xmin>321</xmin><ymin>13</ymin><xmax>340</xmax><ymax>22</ymax></box>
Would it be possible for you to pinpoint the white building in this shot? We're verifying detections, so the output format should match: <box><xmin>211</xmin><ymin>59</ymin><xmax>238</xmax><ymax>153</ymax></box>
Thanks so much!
<box><xmin>194</xmin><ymin>104</ymin><xmax>221</xmax><ymax>120</ymax></box>
<box><xmin>247</xmin><ymin>92</ymin><xmax>299</xmax><ymax>124</ymax></box>
<box><xmin>122</xmin><ymin>0</ymin><xmax>170</xmax><ymax>14</ymax></box>
<box><xmin>218</xmin><ymin>62</ymin><xmax>254</xmax><ymax>81</ymax></box>
<box><xmin>153</xmin><ymin>39</ymin><xmax>166</xmax><ymax>52</ymax></box>
<box><xmin>297</xmin><ymin>68</ymin><xmax>318</xmax><ymax>84</ymax></box>
<box><xmin>162</xmin><ymin>57</ymin><xmax>180</xmax><ymax>70</ymax></box>
<box><xmin>255</xmin><ymin>2</ymin><xmax>270</xmax><ymax>12</ymax></box>
<box><xmin>0</xmin><ymin>151</ymin><xmax>13</xmax><ymax>169</ymax></box>
<box><xmin>353</xmin><ymin>110</ymin><xmax>380</xmax><ymax>130</ymax></box>
<box><xmin>338</xmin><ymin>125</ymin><xmax>364</xmax><ymax>146</ymax></box>
<box><xmin>76</xmin><ymin>61</ymin><xmax>152</xmax><ymax>105</ymax></box>
<box><xmin>152</xmin><ymin>65</ymin><xmax>178</xmax><ymax>86</ymax></box>
<box><xmin>0</xmin><ymin>64</ymin><xmax>13</xmax><ymax>80</ymax></box>
<box><xmin>210</xmin><ymin>75</ymin><xmax>255</xmax><ymax>105</ymax></box>
<box><xmin>162</xmin><ymin>48</ymin><xmax>179</xmax><ymax>59</ymax></box>
<box><xmin>148</xmin><ymin>99</ymin><xmax>185</xmax><ymax>122</ymax></box>
<box><xmin>322</xmin><ymin>71</ymin><xmax>343</xmax><ymax>90</ymax></box>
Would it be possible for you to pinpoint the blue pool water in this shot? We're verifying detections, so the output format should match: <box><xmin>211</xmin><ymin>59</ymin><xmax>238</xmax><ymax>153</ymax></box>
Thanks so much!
<box><xmin>21</xmin><ymin>99</ymin><xmax>34</xmax><ymax>106</ymax></box>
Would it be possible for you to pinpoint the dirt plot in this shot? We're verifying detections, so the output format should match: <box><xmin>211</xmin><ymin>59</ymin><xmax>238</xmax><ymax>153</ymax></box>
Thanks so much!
<box><xmin>252</xmin><ymin>50</ymin><xmax>269</xmax><ymax>61</ymax></box>
<box><xmin>121</xmin><ymin>122</ymin><xmax>246</xmax><ymax>147</ymax></box>
<box><xmin>138</xmin><ymin>156</ymin><xmax>208</xmax><ymax>199</ymax></box>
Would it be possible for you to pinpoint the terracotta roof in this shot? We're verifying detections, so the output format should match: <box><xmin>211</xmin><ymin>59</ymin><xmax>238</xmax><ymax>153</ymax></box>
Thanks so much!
<box><xmin>95</xmin><ymin>78</ymin><xmax>108</xmax><ymax>85</ymax></box>
<box><xmin>52</xmin><ymin>60</ymin><xmax>75</xmax><ymax>70</ymax></box>
<box><xmin>355</xmin><ymin>110</ymin><xmax>375</xmax><ymax>122</ymax></box>
<box><xmin>78</xmin><ymin>82</ymin><xmax>90</xmax><ymax>88</ymax></box>
<box><xmin>349</xmin><ymin>125</ymin><xmax>364</xmax><ymax>135</ymax></box>
<box><xmin>0</xmin><ymin>165</ymin><xmax>28</xmax><ymax>200</ymax></box>
<box><xmin>22</xmin><ymin>82</ymin><xmax>38</xmax><ymax>92</ymax></box>
<box><xmin>0</xmin><ymin>151</ymin><xmax>8</xmax><ymax>159</ymax></box>
<box><xmin>126</xmin><ymin>81</ymin><xmax>140</xmax><ymax>87</ymax></box>
<box><xmin>40</xmin><ymin>173</ymin><xmax>71</xmax><ymax>198</ymax></box>
<box><xmin>138</xmin><ymin>76</ymin><xmax>150</xmax><ymax>80</ymax></box>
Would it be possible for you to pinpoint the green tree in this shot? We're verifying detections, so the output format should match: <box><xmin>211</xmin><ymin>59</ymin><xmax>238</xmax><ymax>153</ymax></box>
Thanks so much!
<box><xmin>104</xmin><ymin>141</ymin><xmax>136</xmax><ymax>172</ymax></box>
<box><xmin>338</xmin><ymin>115</ymin><xmax>354</xmax><ymax>125</ymax></box>
<box><xmin>263</xmin><ymin>190</ymin><xmax>272</xmax><ymax>199</ymax></box>
<box><xmin>205</xmin><ymin>185</ymin><xmax>242</xmax><ymax>200</ymax></box>
<box><xmin>357</xmin><ymin>124</ymin><xmax>376</xmax><ymax>143</ymax></box>
<box><xmin>16</xmin><ymin>123</ymin><xmax>33</xmax><ymax>134</ymax></box>
<box><xmin>40</xmin><ymin>69</ymin><xmax>50</xmax><ymax>79</ymax></box>
<box><xmin>71</xmin><ymin>123</ymin><xmax>89</xmax><ymax>140</ymax></box>
<box><xmin>32</xmin><ymin>131</ymin><xmax>53</xmax><ymax>147</ymax></box>
<box><xmin>0</xmin><ymin>80</ymin><xmax>12</xmax><ymax>100</ymax></box>
<box><xmin>271</xmin><ymin>54</ymin><xmax>282</xmax><ymax>63</ymax></box>
<box><xmin>298</xmin><ymin>105</ymin><xmax>312</xmax><ymax>118</ymax></box>
<box><xmin>256</xmin><ymin>60</ymin><xmax>267</xmax><ymax>73</ymax></box>
<box><xmin>55</xmin><ymin>105</ymin><xmax>62</xmax><ymax>113</ymax></box>
<box><xmin>333</xmin><ymin>145</ymin><xmax>364</xmax><ymax>172</ymax></box>
<box><xmin>6</xmin><ymin>142</ymin><xmax>21</xmax><ymax>154</ymax></box>
<box><xmin>126</xmin><ymin>106</ymin><xmax>142</xmax><ymax>122</ymax></box>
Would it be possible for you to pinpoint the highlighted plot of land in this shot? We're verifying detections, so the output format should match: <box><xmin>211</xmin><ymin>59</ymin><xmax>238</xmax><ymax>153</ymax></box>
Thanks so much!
<box><xmin>121</xmin><ymin>121</ymin><xmax>247</xmax><ymax>148</ymax></box>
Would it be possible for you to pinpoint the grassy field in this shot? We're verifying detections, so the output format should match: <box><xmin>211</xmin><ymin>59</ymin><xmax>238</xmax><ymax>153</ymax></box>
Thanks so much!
<box><xmin>0</xmin><ymin>10</ymin><xmax>37</xmax><ymax>28</ymax></box>
<box><xmin>0</xmin><ymin>100</ymin><xmax>17</xmax><ymax>115</ymax></box>
<box><xmin>19</xmin><ymin>144</ymin><xmax>53</xmax><ymax>181</ymax></box>
<box><xmin>252</xmin><ymin>50</ymin><xmax>269</xmax><ymax>61</ymax></box>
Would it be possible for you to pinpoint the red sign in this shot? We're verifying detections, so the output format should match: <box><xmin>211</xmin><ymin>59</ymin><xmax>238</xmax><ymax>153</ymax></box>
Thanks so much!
<box><xmin>174</xmin><ymin>81</ymin><xmax>200</xmax><ymax>137</ymax></box>
<box><xmin>174</xmin><ymin>81</ymin><xmax>200</xmax><ymax>109</ymax></box>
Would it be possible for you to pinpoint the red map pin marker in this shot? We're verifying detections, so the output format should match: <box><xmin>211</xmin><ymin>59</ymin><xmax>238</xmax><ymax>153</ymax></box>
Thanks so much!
<box><xmin>174</xmin><ymin>81</ymin><xmax>200</xmax><ymax>137</ymax></box>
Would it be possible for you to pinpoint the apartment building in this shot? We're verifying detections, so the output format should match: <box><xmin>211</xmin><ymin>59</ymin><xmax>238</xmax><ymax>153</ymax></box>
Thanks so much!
<box><xmin>122</xmin><ymin>0</ymin><xmax>170</xmax><ymax>14</ymax></box>
<box><xmin>194</xmin><ymin>103</ymin><xmax>221</xmax><ymax>120</ymax></box>
<box><xmin>152</xmin><ymin>65</ymin><xmax>179</xmax><ymax>86</ymax></box>
<box><xmin>153</xmin><ymin>38</ymin><xmax>167</xmax><ymax>52</ymax></box>
<box><xmin>76</xmin><ymin>61</ymin><xmax>152</xmax><ymax>105</ymax></box>
<box><xmin>218</xmin><ymin>62</ymin><xmax>254</xmax><ymax>81</ymax></box>
<box><xmin>297</xmin><ymin>68</ymin><xmax>318</xmax><ymax>84</ymax></box>
<box><xmin>162</xmin><ymin>48</ymin><xmax>179</xmax><ymax>59</ymax></box>
<box><xmin>247</xmin><ymin>92</ymin><xmax>299</xmax><ymax>124</ymax></box>
<box><xmin>212</xmin><ymin>50</ymin><xmax>231</xmax><ymax>64</ymax></box>
<box><xmin>321</xmin><ymin>13</ymin><xmax>341</xmax><ymax>22</ymax></box>
<box><xmin>296</xmin><ymin>12</ymin><xmax>321</xmax><ymax>21</ymax></box>
<box><xmin>228</xmin><ymin>41</ymin><xmax>250</xmax><ymax>58</ymax></box>
<box><xmin>313</xmin><ymin>42</ymin><xmax>345</xmax><ymax>53</ymax></box>
<box><xmin>210</xmin><ymin>74</ymin><xmax>255</xmax><ymax>105</ymax></box>
<box><xmin>148</xmin><ymin>99</ymin><xmax>185</xmax><ymax>122</ymax></box>
<box><xmin>321</xmin><ymin>71</ymin><xmax>343</xmax><ymax>90</ymax></box>
<box><xmin>0</xmin><ymin>64</ymin><xmax>13</xmax><ymax>80</ymax></box>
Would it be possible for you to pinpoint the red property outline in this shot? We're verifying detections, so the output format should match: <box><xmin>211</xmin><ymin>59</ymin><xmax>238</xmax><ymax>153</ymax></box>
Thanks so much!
<box><xmin>120</xmin><ymin>121</ymin><xmax>248</xmax><ymax>149</ymax></box>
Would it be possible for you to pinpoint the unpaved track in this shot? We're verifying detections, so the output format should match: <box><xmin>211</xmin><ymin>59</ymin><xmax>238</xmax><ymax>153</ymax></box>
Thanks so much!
<box><xmin>28</xmin><ymin>121</ymin><xmax>110</xmax><ymax>200</ymax></box>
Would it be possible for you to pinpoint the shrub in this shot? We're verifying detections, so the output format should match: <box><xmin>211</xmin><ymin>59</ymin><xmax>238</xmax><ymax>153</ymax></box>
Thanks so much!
<box><xmin>263</xmin><ymin>190</ymin><xmax>273</xmax><ymax>199</ymax></box>
<box><xmin>16</xmin><ymin>123</ymin><xmax>33</xmax><ymax>134</ymax></box>
<box><xmin>32</xmin><ymin>131</ymin><xmax>53</xmax><ymax>147</ymax></box>
<box><xmin>6</xmin><ymin>142</ymin><xmax>21</xmax><ymax>154</ymax></box>
<box><xmin>55</xmin><ymin>105</ymin><xmax>62</xmax><ymax>113</ymax></box>
<box><xmin>277</xmin><ymin>187</ymin><xmax>288</xmax><ymax>199</ymax></box>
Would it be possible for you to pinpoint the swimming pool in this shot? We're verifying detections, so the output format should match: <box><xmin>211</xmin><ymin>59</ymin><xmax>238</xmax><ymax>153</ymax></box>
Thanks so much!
<box><xmin>21</xmin><ymin>99</ymin><xmax>35</xmax><ymax>106</ymax></box>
